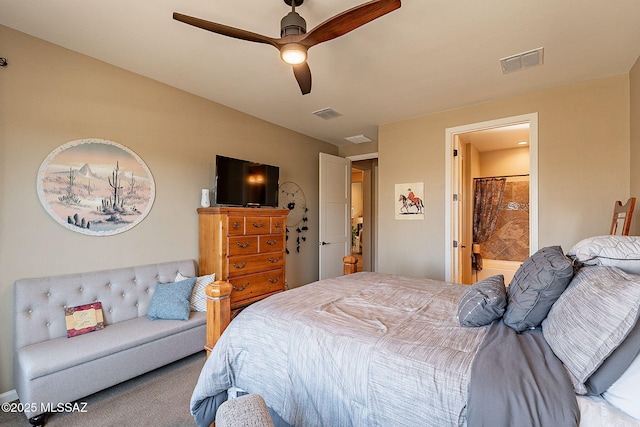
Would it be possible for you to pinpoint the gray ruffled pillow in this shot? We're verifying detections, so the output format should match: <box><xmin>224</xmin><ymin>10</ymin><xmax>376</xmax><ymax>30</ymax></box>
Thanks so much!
<box><xmin>457</xmin><ymin>275</ymin><xmax>507</xmax><ymax>327</ymax></box>
<box><xmin>503</xmin><ymin>246</ymin><xmax>574</xmax><ymax>332</ymax></box>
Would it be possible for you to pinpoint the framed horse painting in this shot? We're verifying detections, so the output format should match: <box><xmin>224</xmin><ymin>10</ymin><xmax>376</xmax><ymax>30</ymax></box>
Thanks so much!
<box><xmin>395</xmin><ymin>182</ymin><xmax>425</xmax><ymax>220</ymax></box>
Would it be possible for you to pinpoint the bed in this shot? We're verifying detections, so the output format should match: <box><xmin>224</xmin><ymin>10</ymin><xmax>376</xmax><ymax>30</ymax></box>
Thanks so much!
<box><xmin>190</xmin><ymin>236</ymin><xmax>640</xmax><ymax>427</ymax></box>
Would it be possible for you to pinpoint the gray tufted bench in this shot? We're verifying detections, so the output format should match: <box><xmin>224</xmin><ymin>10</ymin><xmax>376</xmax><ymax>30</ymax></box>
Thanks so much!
<box><xmin>13</xmin><ymin>259</ymin><xmax>206</xmax><ymax>426</ymax></box>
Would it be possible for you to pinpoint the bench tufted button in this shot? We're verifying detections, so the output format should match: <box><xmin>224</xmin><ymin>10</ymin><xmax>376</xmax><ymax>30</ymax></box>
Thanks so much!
<box><xmin>135</xmin><ymin>303</ymin><xmax>139</xmax><ymax>307</ymax></box>
<box><xmin>109</xmin><ymin>309</ymin><xmax>113</xmax><ymax>313</ymax></box>
<box><xmin>28</xmin><ymin>309</ymin><xmax>33</xmax><ymax>314</ymax></box>
<box><xmin>121</xmin><ymin>292</ymin><xmax>125</xmax><ymax>297</ymax></box>
<box><xmin>46</xmin><ymin>322</ymin><xmax>50</xmax><ymax>327</ymax></box>
<box><xmin>145</xmin><ymin>288</ymin><xmax>150</xmax><ymax>293</ymax></box>
<box><xmin>79</xmin><ymin>287</ymin><xmax>84</xmax><ymax>292</ymax></box>
<box><xmin>46</xmin><ymin>292</ymin><xmax>51</xmax><ymax>297</ymax></box>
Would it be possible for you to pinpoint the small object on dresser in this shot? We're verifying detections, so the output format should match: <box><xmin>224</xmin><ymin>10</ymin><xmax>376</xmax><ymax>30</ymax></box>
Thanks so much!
<box><xmin>201</xmin><ymin>189</ymin><xmax>211</xmax><ymax>207</ymax></box>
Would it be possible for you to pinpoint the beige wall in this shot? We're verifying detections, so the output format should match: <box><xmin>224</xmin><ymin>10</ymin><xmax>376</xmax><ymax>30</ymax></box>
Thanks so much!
<box><xmin>378</xmin><ymin>74</ymin><xmax>631</xmax><ymax>278</ymax></box>
<box><xmin>339</xmin><ymin>140</ymin><xmax>378</xmax><ymax>158</ymax></box>
<box><xmin>478</xmin><ymin>147</ymin><xmax>530</xmax><ymax>177</ymax></box>
<box><xmin>631</xmin><ymin>57</ymin><xmax>640</xmax><ymax>235</ymax></box>
<box><xmin>0</xmin><ymin>25</ymin><xmax>338</xmax><ymax>395</ymax></box>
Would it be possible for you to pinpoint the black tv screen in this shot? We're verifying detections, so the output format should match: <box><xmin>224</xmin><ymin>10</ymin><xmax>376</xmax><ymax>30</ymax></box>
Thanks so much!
<box><xmin>214</xmin><ymin>155</ymin><xmax>279</xmax><ymax>207</ymax></box>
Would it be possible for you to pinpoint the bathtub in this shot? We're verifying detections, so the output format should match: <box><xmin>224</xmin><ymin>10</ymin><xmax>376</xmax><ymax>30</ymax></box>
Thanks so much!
<box><xmin>476</xmin><ymin>259</ymin><xmax>522</xmax><ymax>285</ymax></box>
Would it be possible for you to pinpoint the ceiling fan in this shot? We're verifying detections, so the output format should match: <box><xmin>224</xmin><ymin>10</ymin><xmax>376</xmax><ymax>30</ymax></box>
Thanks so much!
<box><xmin>173</xmin><ymin>0</ymin><xmax>401</xmax><ymax>95</ymax></box>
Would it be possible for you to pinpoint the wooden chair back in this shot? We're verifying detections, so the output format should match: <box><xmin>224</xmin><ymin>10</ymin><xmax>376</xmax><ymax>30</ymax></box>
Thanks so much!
<box><xmin>610</xmin><ymin>197</ymin><xmax>636</xmax><ymax>236</ymax></box>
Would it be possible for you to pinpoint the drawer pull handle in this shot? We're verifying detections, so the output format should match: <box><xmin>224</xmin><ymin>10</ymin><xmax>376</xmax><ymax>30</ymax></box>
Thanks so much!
<box><xmin>233</xmin><ymin>283</ymin><xmax>249</xmax><ymax>291</ymax></box>
<box><xmin>268</xmin><ymin>276</ymin><xmax>281</xmax><ymax>283</ymax></box>
<box><xmin>232</xmin><ymin>261</ymin><xmax>247</xmax><ymax>269</ymax></box>
<box><xmin>265</xmin><ymin>239</ymin><xmax>277</xmax><ymax>245</ymax></box>
<box><xmin>274</xmin><ymin>221</ymin><xmax>281</xmax><ymax>228</ymax></box>
<box><xmin>233</xmin><ymin>222</ymin><xmax>241</xmax><ymax>229</ymax></box>
<box><xmin>252</xmin><ymin>221</ymin><xmax>265</xmax><ymax>228</ymax></box>
<box><xmin>236</xmin><ymin>241</ymin><xmax>251</xmax><ymax>248</ymax></box>
<box><xmin>268</xmin><ymin>257</ymin><xmax>281</xmax><ymax>263</ymax></box>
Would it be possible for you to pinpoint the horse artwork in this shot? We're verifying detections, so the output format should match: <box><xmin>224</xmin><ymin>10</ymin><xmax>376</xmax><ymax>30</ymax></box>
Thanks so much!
<box><xmin>399</xmin><ymin>193</ymin><xmax>424</xmax><ymax>214</ymax></box>
<box><xmin>395</xmin><ymin>182</ymin><xmax>425</xmax><ymax>220</ymax></box>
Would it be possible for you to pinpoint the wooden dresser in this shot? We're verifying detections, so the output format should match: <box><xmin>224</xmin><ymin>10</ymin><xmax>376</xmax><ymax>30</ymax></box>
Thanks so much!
<box><xmin>197</xmin><ymin>207</ymin><xmax>289</xmax><ymax>312</ymax></box>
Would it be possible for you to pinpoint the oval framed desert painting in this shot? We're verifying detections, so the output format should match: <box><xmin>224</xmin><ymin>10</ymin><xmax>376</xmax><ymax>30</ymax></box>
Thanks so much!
<box><xmin>37</xmin><ymin>138</ymin><xmax>155</xmax><ymax>236</ymax></box>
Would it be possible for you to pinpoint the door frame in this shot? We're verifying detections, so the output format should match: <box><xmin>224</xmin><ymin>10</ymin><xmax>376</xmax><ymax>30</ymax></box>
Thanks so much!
<box><xmin>347</xmin><ymin>152</ymin><xmax>379</xmax><ymax>272</ymax></box>
<box><xmin>444</xmin><ymin>113</ymin><xmax>539</xmax><ymax>283</ymax></box>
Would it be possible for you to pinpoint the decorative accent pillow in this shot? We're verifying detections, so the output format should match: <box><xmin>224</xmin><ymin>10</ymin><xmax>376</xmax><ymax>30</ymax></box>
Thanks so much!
<box><xmin>542</xmin><ymin>266</ymin><xmax>640</xmax><ymax>394</ymax></box>
<box><xmin>457</xmin><ymin>275</ymin><xmax>507</xmax><ymax>327</ymax></box>
<box><xmin>503</xmin><ymin>246</ymin><xmax>574</xmax><ymax>332</ymax></box>
<box><xmin>148</xmin><ymin>277</ymin><xmax>197</xmax><ymax>321</ymax></box>
<box><xmin>567</xmin><ymin>235</ymin><xmax>640</xmax><ymax>275</ymax></box>
<box><xmin>176</xmin><ymin>272</ymin><xmax>216</xmax><ymax>312</ymax></box>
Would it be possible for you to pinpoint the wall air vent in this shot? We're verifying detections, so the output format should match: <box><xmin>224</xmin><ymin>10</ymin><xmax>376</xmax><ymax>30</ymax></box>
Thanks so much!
<box><xmin>500</xmin><ymin>47</ymin><xmax>544</xmax><ymax>74</ymax></box>
<box><xmin>312</xmin><ymin>107</ymin><xmax>343</xmax><ymax>120</ymax></box>
<box><xmin>344</xmin><ymin>134</ymin><xmax>373</xmax><ymax>144</ymax></box>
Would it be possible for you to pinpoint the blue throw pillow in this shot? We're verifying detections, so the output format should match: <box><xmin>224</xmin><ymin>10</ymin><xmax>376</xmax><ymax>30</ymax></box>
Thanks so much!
<box><xmin>148</xmin><ymin>277</ymin><xmax>197</xmax><ymax>321</ymax></box>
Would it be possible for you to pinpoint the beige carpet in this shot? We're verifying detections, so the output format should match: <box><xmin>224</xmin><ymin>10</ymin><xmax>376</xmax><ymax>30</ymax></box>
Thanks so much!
<box><xmin>1</xmin><ymin>351</ymin><xmax>206</xmax><ymax>427</ymax></box>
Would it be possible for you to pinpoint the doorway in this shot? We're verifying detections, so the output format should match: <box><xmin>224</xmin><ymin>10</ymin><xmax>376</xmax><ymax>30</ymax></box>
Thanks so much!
<box><xmin>445</xmin><ymin>113</ymin><xmax>539</xmax><ymax>283</ymax></box>
<box><xmin>350</xmin><ymin>158</ymin><xmax>378</xmax><ymax>272</ymax></box>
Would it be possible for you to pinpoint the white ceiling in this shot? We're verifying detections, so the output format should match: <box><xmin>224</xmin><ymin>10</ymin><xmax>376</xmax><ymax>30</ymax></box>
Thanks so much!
<box><xmin>2</xmin><ymin>0</ymin><xmax>640</xmax><ymax>147</ymax></box>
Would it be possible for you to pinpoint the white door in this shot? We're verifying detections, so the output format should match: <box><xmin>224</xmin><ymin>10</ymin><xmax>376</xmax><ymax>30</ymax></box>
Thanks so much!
<box><xmin>319</xmin><ymin>153</ymin><xmax>351</xmax><ymax>280</ymax></box>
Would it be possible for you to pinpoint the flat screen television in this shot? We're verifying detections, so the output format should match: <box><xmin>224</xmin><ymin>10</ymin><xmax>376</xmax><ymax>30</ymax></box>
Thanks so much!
<box><xmin>214</xmin><ymin>155</ymin><xmax>279</xmax><ymax>207</ymax></box>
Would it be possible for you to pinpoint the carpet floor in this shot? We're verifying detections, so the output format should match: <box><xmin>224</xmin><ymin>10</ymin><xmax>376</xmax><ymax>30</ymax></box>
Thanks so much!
<box><xmin>1</xmin><ymin>351</ymin><xmax>207</xmax><ymax>427</ymax></box>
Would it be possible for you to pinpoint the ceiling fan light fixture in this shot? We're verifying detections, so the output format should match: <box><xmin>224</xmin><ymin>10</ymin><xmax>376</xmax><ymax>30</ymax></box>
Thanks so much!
<box><xmin>280</xmin><ymin>43</ymin><xmax>307</xmax><ymax>65</ymax></box>
<box><xmin>280</xmin><ymin>11</ymin><xmax>307</xmax><ymax>37</ymax></box>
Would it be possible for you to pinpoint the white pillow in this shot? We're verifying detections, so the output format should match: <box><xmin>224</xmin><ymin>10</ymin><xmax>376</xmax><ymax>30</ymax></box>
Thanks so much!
<box><xmin>602</xmin><ymin>352</ymin><xmax>640</xmax><ymax>420</ymax></box>
<box><xmin>567</xmin><ymin>235</ymin><xmax>640</xmax><ymax>274</ymax></box>
<box><xmin>175</xmin><ymin>272</ymin><xmax>216</xmax><ymax>312</ymax></box>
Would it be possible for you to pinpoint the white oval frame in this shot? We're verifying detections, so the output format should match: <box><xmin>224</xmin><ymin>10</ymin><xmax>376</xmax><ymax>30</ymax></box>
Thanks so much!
<box><xmin>37</xmin><ymin>138</ymin><xmax>156</xmax><ymax>236</ymax></box>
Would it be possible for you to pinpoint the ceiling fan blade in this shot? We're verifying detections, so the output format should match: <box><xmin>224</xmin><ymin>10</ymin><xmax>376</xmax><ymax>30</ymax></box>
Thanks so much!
<box><xmin>173</xmin><ymin>12</ymin><xmax>280</xmax><ymax>49</ymax></box>
<box><xmin>299</xmin><ymin>0</ymin><xmax>401</xmax><ymax>48</ymax></box>
<box><xmin>292</xmin><ymin>62</ymin><xmax>312</xmax><ymax>95</ymax></box>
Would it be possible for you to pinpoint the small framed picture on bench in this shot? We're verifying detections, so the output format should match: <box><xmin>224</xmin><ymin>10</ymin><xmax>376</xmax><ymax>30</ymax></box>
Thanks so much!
<box><xmin>65</xmin><ymin>302</ymin><xmax>105</xmax><ymax>338</ymax></box>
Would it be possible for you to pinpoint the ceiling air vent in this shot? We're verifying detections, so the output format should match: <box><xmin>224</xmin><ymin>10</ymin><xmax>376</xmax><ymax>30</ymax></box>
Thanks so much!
<box><xmin>345</xmin><ymin>134</ymin><xmax>373</xmax><ymax>144</ymax></box>
<box><xmin>500</xmin><ymin>47</ymin><xmax>544</xmax><ymax>74</ymax></box>
<box><xmin>312</xmin><ymin>107</ymin><xmax>343</xmax><ymax>120</ymax></box>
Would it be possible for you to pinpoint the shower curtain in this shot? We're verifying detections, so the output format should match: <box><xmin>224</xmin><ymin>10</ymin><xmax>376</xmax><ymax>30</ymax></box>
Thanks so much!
<box><xmin>472</xmin><ymin>177</ymin><xmax>507</xmax><ymax>271</ymax></box>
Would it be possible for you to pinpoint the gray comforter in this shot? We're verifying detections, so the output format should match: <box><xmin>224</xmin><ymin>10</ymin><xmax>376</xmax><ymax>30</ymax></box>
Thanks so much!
<box><xmin>191</xmin><ymin>272</ymin><xmax>578</xmax><ymax>427</ymax></box>
<box><xmin>467</xmin><ymin>321</ymin><xmax>579</xmax><ymax>426</ymax></box>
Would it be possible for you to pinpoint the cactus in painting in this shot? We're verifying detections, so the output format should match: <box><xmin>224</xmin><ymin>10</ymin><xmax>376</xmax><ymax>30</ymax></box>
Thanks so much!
<box><xmin>108</xmin><ymin>161</ymin><xmax>124</xmax><ymax>211</ymax></box>
<box><xmin>67</xmin><ymin>213</ymin><xmax>90</xmax><ymax>229</ymax></box>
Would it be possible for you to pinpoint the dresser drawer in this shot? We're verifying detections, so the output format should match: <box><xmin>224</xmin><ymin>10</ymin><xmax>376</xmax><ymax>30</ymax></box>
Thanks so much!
<box><xmin>259</xmin><ymin>235</ymin><xmax>284</xmax><ymax>253</ymax></box>
<box><xmin>245</xmin><ymin>216</ymin><xmax>270</xmax><ymax>234</ymax></box>
<box><xmin>227</xmin><ymin>253</ymin><xmax>284</xmax><ymax>277</ymax></box>
<box><xmin>229</xmin><ymin>269</ymin><xmax>284</xmax><ymax>307</ymax></box>
<box><xmin>228</xmin><ymin>236</ymin><xmax>259</xmax><ymax>256</ymax></box>
<box><xmin>270</xmin><ymin>216</ymin><xmax>286</xmax><ymax>234</ymax></box>
<box><xmin>227</xmin><ymin>216</ymin><xmax>245</xmax><ymax>235</ymax></box>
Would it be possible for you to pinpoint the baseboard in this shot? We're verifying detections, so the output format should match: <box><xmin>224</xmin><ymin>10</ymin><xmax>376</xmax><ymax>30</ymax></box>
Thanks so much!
<box><xmin>1</xmin><ymin>389</ymin><xmax>18</xmax><ymax>403</ymax></box>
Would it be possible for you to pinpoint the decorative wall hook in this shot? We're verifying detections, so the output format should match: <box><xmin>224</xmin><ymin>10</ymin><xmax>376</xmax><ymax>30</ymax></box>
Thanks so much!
<box><xmin>0</xmin><ymin>58</ymin><xmax>8</xmax><ymax>67</ymax></box>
